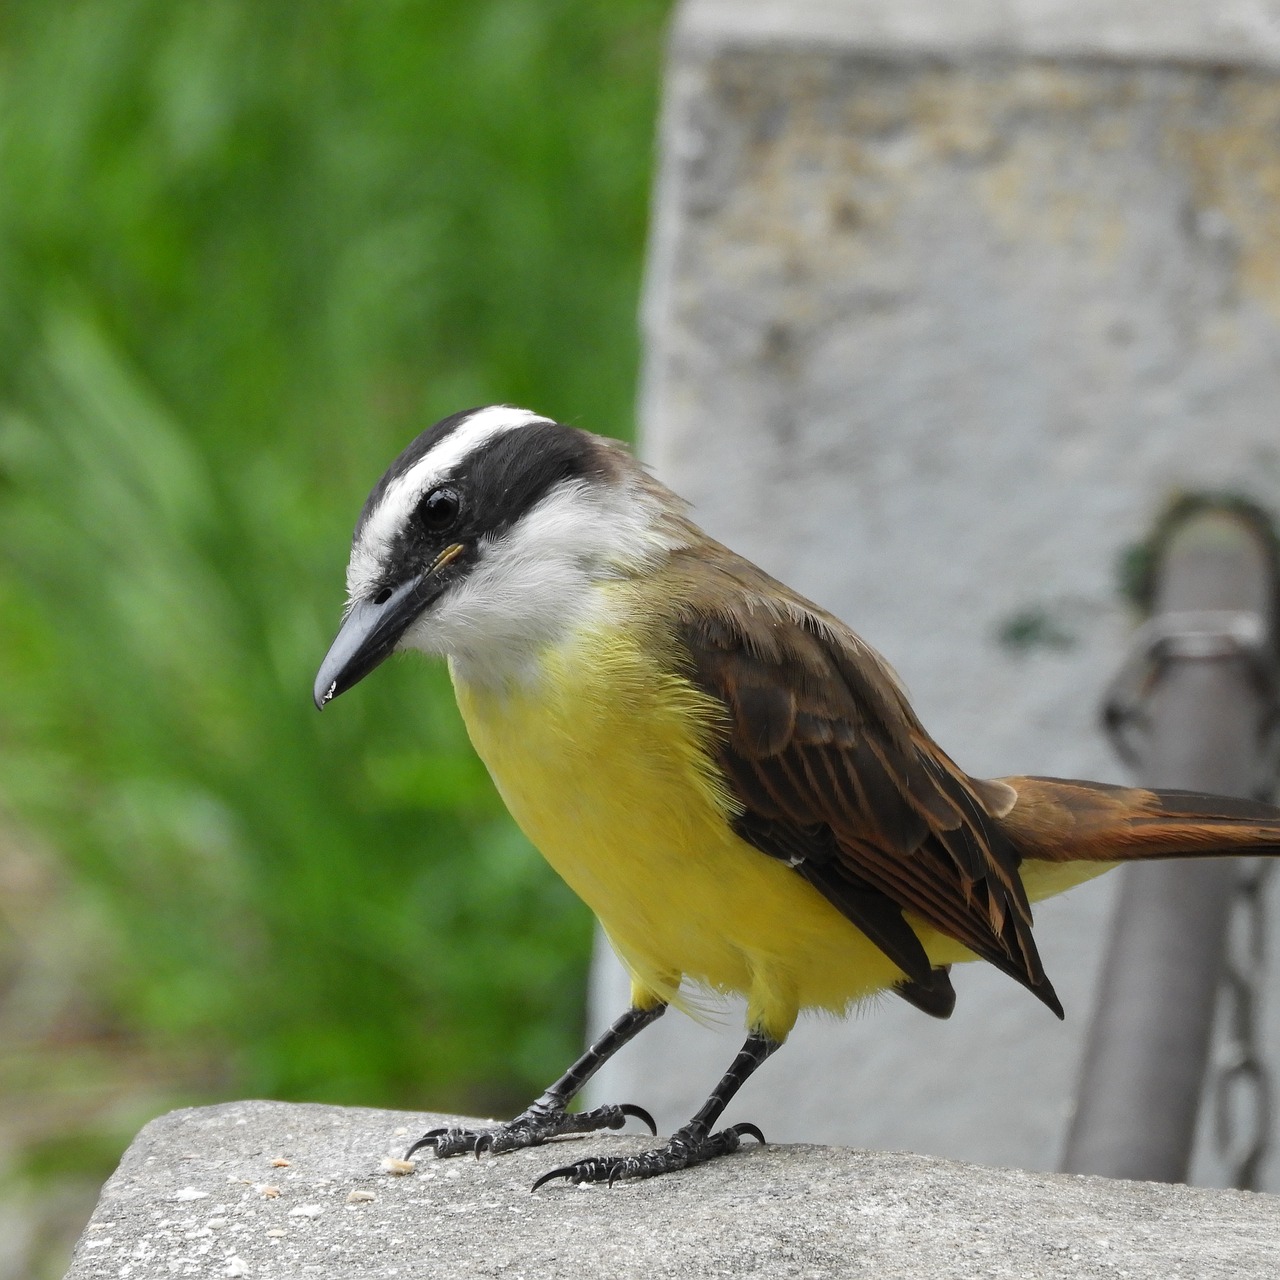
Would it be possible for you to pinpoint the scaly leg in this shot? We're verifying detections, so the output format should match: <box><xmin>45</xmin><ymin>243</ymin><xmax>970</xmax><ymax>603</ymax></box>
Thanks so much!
<box><xmin>533</xmin><ymin>1030</ymin><xmax>780</xmax><ymax>1188</ymax></box>
<box><xmin>406</xmin><ymin>1003</ymin><xmax>667</xmax><ymax>1159</ymax></box>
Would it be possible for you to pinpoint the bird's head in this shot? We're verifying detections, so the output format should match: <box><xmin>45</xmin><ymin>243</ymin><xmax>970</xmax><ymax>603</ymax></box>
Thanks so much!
<box><xmin>313</xmin><ymin>405</ymin><xmax>686</xmax><ymax>705</ymax></box>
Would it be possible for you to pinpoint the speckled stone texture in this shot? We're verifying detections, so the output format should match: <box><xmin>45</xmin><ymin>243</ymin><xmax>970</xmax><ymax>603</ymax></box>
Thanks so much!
<box><xmin>66</xmin><ymin>1100</ymin><xmax>1279</xmax><ymax>1278</ymax></box>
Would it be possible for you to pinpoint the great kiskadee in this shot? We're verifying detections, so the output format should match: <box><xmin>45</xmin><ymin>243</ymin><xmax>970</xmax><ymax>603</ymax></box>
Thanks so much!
<box><xmin>314</xmin><ymin>405</ymin><xmax>1280</xmax><ymax>1187</ymax></box>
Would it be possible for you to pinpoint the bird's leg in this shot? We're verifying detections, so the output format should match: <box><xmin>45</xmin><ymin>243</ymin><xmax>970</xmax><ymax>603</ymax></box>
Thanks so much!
<box><xmin>532</xmin><ymin>1029</ymin><xmax>780</xmax><ymax>1188</ymax></box>
<box><xmin>406</xmin><ymin>1003</ymin><xmax>666</xmax><ymax>1160</ymax></box>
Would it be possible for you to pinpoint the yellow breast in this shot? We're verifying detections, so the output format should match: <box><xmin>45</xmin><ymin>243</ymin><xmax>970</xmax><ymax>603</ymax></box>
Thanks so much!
<box><xmin>450</xmin><ymin>602</ymin><xmax>940</xmax><ymax>1039</ymax></box>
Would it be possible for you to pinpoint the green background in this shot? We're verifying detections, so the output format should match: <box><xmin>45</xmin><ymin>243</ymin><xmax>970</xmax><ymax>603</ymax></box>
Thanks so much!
<box><xmin>0</xmin><ymin>1</ymin><xmax>669</xmax><ymax>1269</ymax></box>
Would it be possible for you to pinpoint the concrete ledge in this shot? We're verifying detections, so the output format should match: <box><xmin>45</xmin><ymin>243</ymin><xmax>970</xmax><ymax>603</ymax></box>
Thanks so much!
<box><xmin>677</xmin><ymin>0</ymin><xmax>1280</xmax><ymax>69</ymax></box>
<box><xmin>67</xmin><ymin>1100</ymin><xmax>1279</xmax><ymax>1278</ymax></box>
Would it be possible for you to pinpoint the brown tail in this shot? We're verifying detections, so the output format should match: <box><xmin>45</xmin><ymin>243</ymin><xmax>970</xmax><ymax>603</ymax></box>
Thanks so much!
<box><xmin>996</xmin><ymin>776</ymin><xmax>1280</xmax><ymax>863</ymax></box>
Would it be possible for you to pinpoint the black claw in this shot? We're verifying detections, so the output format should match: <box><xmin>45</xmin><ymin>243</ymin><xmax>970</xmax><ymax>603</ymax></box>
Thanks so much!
<box><xmin>407</xmin><ymin>1101</ymin><xmax>655</xmax><ymax>1167</ymax></box>
<box><xmin>404</xmin><ymin>1133</ymin><xmax>439</xmax><ymax>1159</ymax></box>
<box><xmin>527</xmin><ymin>1119</ymin><xmax>766</xmax><ymax>1189</ymax></box>
<box><xmin>531</xmin><ymin>1164</ymin><xmax>578</xmax><ymax>1192</ymax></box>
<box><xmin>619</xmin><ymin>1103</ymin><xmax>657</xmax><ymax>1136</ymax></box>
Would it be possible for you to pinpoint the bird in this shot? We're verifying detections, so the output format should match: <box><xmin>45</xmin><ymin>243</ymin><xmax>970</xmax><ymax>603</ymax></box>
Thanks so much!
<box><xmin>314</xmin><ymin>404</ymin><xmax>1280</xmax><ymax>1188</ymax></box>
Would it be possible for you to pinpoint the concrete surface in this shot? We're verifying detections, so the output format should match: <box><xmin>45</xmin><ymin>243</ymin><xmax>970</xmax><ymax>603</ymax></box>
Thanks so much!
<box><xmin>679</xmin><ymin>0</ymin><xmax>1280</xmax><ymax>66</ymax></box>
<box><xmin>587</xmin><ymin>0</ymin><xmax>1280</xmax><ymax>1187</ymax></box>
<box><xmin>64</xmin><ymin>1100</ymin><xmax>1280</xmax><ymax>1279</ymax></box>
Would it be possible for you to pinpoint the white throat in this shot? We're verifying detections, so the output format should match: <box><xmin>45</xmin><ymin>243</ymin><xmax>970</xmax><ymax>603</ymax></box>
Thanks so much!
<box><xmin>399</xmin><ymin>475</ymin><xmax>677</xmax><ymax>691</ymax></box>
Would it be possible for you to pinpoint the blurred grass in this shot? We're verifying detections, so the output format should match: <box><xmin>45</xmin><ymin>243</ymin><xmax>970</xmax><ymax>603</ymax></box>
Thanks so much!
<box><xmin>0</xmin><ymin>0</ymin><xmax>669</xmax><ymax>1172</ymax></box>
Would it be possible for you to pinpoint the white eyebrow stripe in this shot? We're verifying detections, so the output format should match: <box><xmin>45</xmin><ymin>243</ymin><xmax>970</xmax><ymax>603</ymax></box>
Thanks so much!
<box><xmin>347</xmin><ymin>405</ymin><xmax>551</xmax><ymax>599</ymax></box>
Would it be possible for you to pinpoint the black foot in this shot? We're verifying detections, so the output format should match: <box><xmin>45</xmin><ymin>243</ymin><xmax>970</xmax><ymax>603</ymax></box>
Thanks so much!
<box><xmin>405</xmin><ymin>1101</ymin><xmax>656</xmax><ymax>1160</ymax></box>
<box><xmin>531</xmin><ymin>1121</ymin><xmax>766</xmax><ymax>1189</ymax></box>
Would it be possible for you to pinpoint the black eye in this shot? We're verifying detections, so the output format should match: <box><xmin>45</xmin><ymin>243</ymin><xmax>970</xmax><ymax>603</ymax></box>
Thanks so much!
<box><xmin>416</xmin><ymin>486</ymin><xmax>460</xmax><ymax>533</ymax></box>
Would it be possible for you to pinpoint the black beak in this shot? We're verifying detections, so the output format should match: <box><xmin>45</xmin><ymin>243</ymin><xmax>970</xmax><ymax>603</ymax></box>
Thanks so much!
<box><xmin>313</xmin><ymin>570</ymin><xmax>446</xmax><ymax>709</ymax></box>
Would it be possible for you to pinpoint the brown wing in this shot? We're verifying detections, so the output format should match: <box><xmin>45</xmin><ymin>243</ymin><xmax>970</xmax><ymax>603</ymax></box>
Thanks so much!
<box><xmin>670</xmin><ymin>553</ymin><xmax>1062</xmax><ymax>1018</ymax></box>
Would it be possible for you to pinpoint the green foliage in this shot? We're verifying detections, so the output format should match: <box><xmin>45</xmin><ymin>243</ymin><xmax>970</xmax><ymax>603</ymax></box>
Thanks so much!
<box><xmin>0</xmin><ymin>0</ymin><xmax>668</xmax><ymax>1110</ymax></box>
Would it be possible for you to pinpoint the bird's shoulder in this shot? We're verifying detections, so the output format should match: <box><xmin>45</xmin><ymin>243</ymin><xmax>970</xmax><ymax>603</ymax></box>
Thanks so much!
<box><xmin>660</xmin><ymin>543</ymin><xmax>922</xmax><ymax>750</ymax></box>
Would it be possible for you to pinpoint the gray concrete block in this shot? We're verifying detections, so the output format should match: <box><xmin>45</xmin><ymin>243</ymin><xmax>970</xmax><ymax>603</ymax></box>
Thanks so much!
<box><xmin>64</xmin><ymin>1100</ymin><xmax>1280</xmax><ymax>1279</ymax></box>
<box><xmin>588</xmin><ymin>0</ymin><xmax>1280</xmax><ymax>1188</ymax></box>
<box><xmin>678</xmin><ymin>0</ymin><xmax>1280</xmax><ymax>67</ymax></box>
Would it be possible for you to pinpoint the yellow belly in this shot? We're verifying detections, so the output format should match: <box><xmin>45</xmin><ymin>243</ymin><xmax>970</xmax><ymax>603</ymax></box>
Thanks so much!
<box><xmin>451</xmin><ymin>619</ymin><xmax>1107</xmax><ymax>1040</ymax></box>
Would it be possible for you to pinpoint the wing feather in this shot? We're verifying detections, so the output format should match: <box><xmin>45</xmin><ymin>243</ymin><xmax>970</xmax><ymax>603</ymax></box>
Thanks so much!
<box><xmin>668</xmin><ymin>549</ymin><xmax>1062</xmax><ymax>1018</ymax></box>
